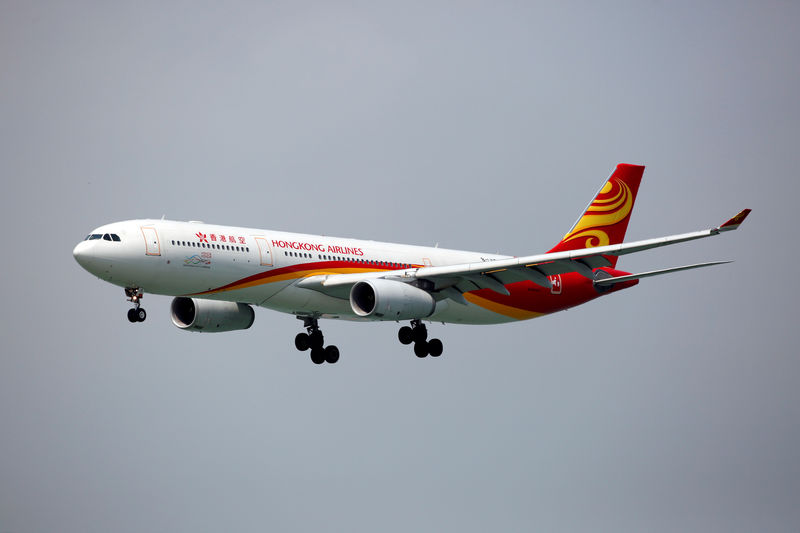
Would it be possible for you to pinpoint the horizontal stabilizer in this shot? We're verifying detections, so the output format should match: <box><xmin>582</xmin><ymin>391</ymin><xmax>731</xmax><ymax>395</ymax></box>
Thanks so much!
<box><xmin>593</xmin><ymin>261</ymin><xmax>732</xmax><ymax>286</ymax></box>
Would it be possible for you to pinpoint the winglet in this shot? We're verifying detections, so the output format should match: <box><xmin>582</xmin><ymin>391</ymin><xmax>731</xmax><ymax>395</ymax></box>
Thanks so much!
<box><xmin>717</xmin><ymin>209</ymin><xmax>752</xmax><ymax>232</ymax></box>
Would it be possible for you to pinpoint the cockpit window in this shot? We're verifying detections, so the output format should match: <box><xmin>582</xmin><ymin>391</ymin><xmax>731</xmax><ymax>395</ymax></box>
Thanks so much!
<box><xmin>86</xmin><ymin>233</ymin><xmax>121</xmax><ymax>241</ymax></box>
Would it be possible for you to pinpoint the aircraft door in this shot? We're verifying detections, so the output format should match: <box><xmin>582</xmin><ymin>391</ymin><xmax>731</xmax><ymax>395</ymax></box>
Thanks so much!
<box><xmin>141</xmin><ymin>226</ymin><xmax>161</xmax><ymax>256</ymax></box>
<box><xmin>254</xmin><ymin>237</ymin><xmax>273</xmax><ymax>267</ymax></box>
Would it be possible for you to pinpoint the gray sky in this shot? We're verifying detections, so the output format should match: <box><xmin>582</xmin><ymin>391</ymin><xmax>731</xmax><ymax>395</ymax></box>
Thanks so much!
<box><xmin>1</xmin><ymin>1</ymin><xmax>798</xmax><ymax>532</ymax></box>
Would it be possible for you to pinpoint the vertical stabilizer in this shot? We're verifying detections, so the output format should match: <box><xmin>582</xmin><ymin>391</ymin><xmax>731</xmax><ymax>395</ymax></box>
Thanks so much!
<box><xmin>548</xmin><ymin>163</ymin><xmax>644</xmax><ymax>267</ymax></box>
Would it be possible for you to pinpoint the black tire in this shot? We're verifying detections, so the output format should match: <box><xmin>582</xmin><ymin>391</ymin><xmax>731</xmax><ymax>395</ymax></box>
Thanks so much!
<box><xmin>398</xmin><ymin>326</ymin><xmax>414</xmax><ymax>345</ymax></box>
<box><xmin>412</xmin><ymin>325</ymin><xmax>427</xmax><ymax>343</ymax></box>
<box><xmin>136</xmin><ymin>308</ymin><xmax>147</xmax><ymax>322</ymax></box>
<box><xmin>295</xmin><ymin>332</ymin><xmax>311</xmax><ymax>351</ymax></box>
<box><xmin>324</xmin><ymin>345</ymin><xmax>340</xmax><ymax>364</ymax></box>
<box><xmin>127</xmin><ymin>308</ymin><xmax>138</xmax><ymax>323</ymax></box>
<box><xmin>310</xmin><ymin>348</ymin><xmax>325</xmax><ymax>364</ymax></box>
<box><xmin>414</xmin><ymin>341</ymin><xmax>428</xmax><ymax>358</ymax></box>
<box><xmin>309</xmin><ymin>330</ymin><xmax>324</xmax><ymax>350</ymax></box>
<box><xmin>428</xmin><ymin>338</ymin><xmax>443</xmax><ymax>357</ymax></box>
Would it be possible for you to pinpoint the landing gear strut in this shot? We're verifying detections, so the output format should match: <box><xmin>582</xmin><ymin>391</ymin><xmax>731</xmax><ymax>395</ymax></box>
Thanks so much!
<box><xmin>125</xmin><ymin>288</ymin><xmax>146</xmax><ymax>323</ymax></box>
<box><xmin>398</xmin><ymin>320</ymin><xmax>443</xmax><ymax>358</ymax></box>
<box><xmin>294</xmin><ymin>316</ymin><xmax>339</xmax><ymax>364</ymax></box>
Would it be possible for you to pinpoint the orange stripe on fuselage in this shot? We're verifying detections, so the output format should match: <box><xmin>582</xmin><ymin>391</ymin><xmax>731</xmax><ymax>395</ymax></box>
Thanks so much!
<box><xmin>463</xmin><ymin>292</ymin><xmax>545</xmax><ymax>320</ymax></box>
<box><xmin>189</xmin><ymin>261</ymin><xmax>413</xmax><ymax>296</ymax></box>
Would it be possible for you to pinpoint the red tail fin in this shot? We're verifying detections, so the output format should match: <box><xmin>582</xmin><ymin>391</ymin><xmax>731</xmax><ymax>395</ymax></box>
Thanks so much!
<box><xmin>548</xmin><ymin>164</ymin><xmax>644</xmax><ymax>267</ymax></box>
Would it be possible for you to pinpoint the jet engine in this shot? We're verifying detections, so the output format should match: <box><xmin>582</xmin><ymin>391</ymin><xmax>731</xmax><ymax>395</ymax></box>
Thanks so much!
<box><xmin>350</xmin><ymin>279</ymin><xmax>435</xmax><ymax>320</ymax></box>
<box><xmin>170</xmin><ymin>297</ymin><xmax>255</xmax><ymax>332</ymax></box>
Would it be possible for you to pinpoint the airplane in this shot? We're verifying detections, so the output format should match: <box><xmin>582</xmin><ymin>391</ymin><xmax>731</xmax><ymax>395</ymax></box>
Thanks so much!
<box><xmin>73</xmin><ymin>164</ymin><xmax>750</xmax><ymax>364</ymax></box>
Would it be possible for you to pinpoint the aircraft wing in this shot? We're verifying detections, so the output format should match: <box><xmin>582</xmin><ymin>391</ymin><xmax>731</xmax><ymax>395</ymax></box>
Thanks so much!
<box><xmin>296</xmin><ymin>209</ymin><xmax>751</xmax><ymax>301</ymax></box>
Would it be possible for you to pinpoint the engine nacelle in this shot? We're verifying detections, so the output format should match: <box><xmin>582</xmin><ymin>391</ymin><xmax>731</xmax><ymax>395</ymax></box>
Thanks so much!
<box><xmin>350</xmin><ymin>279</ymin><xmax>435</xmax><ymax>321</ymax></box>
<box><xmin>170</xmin><ymin>297</ymin><xmax>255</xmax><ymax>332</ymax></box>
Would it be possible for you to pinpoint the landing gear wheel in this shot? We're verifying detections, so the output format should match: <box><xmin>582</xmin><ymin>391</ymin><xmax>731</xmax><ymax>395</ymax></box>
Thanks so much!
<box><xmin>297</xmin><ymin>316</ymin><xmax>340</xmax><ymax>364</ymax></box>
<box><xmin>398</xmin><ymin>326</ymin><xmax>414</xmax><ymax>345</ymax></box>
<box><xmin>124</xmin><ymin>288</ymin><xmax>145</xmax><ymax>323</ymax></box>
<box><xmin>413</xmin><ymin>325</ymin><xmax>428</xmax><ymax>343</ymax></box>
<box><xmin>414</xmin><ymin>341</ymin><xmax>429</xmax><ymax>358</ymax></box>
<box><xmin>309</xmin><ymin>330</ymin><xmax>324</xmax><ymax>350</ymax></box>
<box><xmin>427</xmin><ymin>338</ymin><xmax>443</xmax><ymax>357</ymax></box>
<box><xmin>295</xmin><ymin>332</ymin><xmax>310</xmax><ymax>351</ymax></box>
<box><xmin>310</xmin><ymin>348</ymin><xmax>325</xmax><ymax>365</ymax></box>
<box><xmin>324</xmin><ymin>345</ymin><xmax>340</xmax><ymax>364</ymax></box>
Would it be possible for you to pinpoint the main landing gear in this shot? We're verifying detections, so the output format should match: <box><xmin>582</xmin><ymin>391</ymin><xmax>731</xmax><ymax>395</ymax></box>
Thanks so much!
<box><xmin>294</xmin><ymin>316</ymin><xmax>340</xmax><ymax>365</ymax></box>
<box><xmin>125</xmin><ymin>288</ymin><xmax>146</xmax><ymax>323</ymax></box>
<box><xmin>398</xmin><ymin>320</ymin><xmax>443</xmax><ymax>358</ymax></box>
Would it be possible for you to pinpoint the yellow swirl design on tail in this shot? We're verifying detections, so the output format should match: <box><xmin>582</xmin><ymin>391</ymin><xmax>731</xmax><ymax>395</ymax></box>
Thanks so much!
<box><xmin>561</xmin><ymin>179</ymin><xmax>633</xmax><ymax>248</ymax></box>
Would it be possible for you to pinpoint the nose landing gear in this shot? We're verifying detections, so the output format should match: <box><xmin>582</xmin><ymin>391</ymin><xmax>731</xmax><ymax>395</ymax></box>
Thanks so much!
<box><xmin>125</xmin><ymin>288</ymin><xmax>146</xmax><ymax>323</ymax></box>
<box><xmin>398</xmin><ymin>320</ymin><xmax>443</xmax><ymax>358</ymax></box>
<box><xmin>295</xmin><ymin>316</ymin><xmax>340</xmax><ymax>364</ymax></box>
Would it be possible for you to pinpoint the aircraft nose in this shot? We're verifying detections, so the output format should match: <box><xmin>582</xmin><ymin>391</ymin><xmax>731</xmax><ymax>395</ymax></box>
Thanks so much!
<box><xmin>73</xmin><ymin>241</ymin><xmax>94</xmax><ymax>270</ymax></box>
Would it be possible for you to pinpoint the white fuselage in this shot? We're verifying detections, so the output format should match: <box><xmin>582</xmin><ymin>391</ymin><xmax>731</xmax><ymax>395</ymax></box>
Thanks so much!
<box><xmin>73</xmin><ymin>219</ymin><xmax>514</xmax><ymax>324</ymax></box>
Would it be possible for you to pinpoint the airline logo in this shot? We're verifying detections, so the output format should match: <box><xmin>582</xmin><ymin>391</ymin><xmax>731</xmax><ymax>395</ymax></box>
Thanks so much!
<box><xmin>196</xmin><ymin>232</ymin><xmax>247</xmax><ymax>245</ymax></box>
<box><xmin>550</xmin><ymin>274</ymin><xmax>562</xmax><ymax>294</ymax></box>
<box><xmin>561</xmin><ymin>177</ymin><xmax>634</xmax><ymax>248</ymax></box>
<box><xmin>271</xmin><ymin>239</ymin><xmax>365</xmax><ymax>256</ymax></box>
